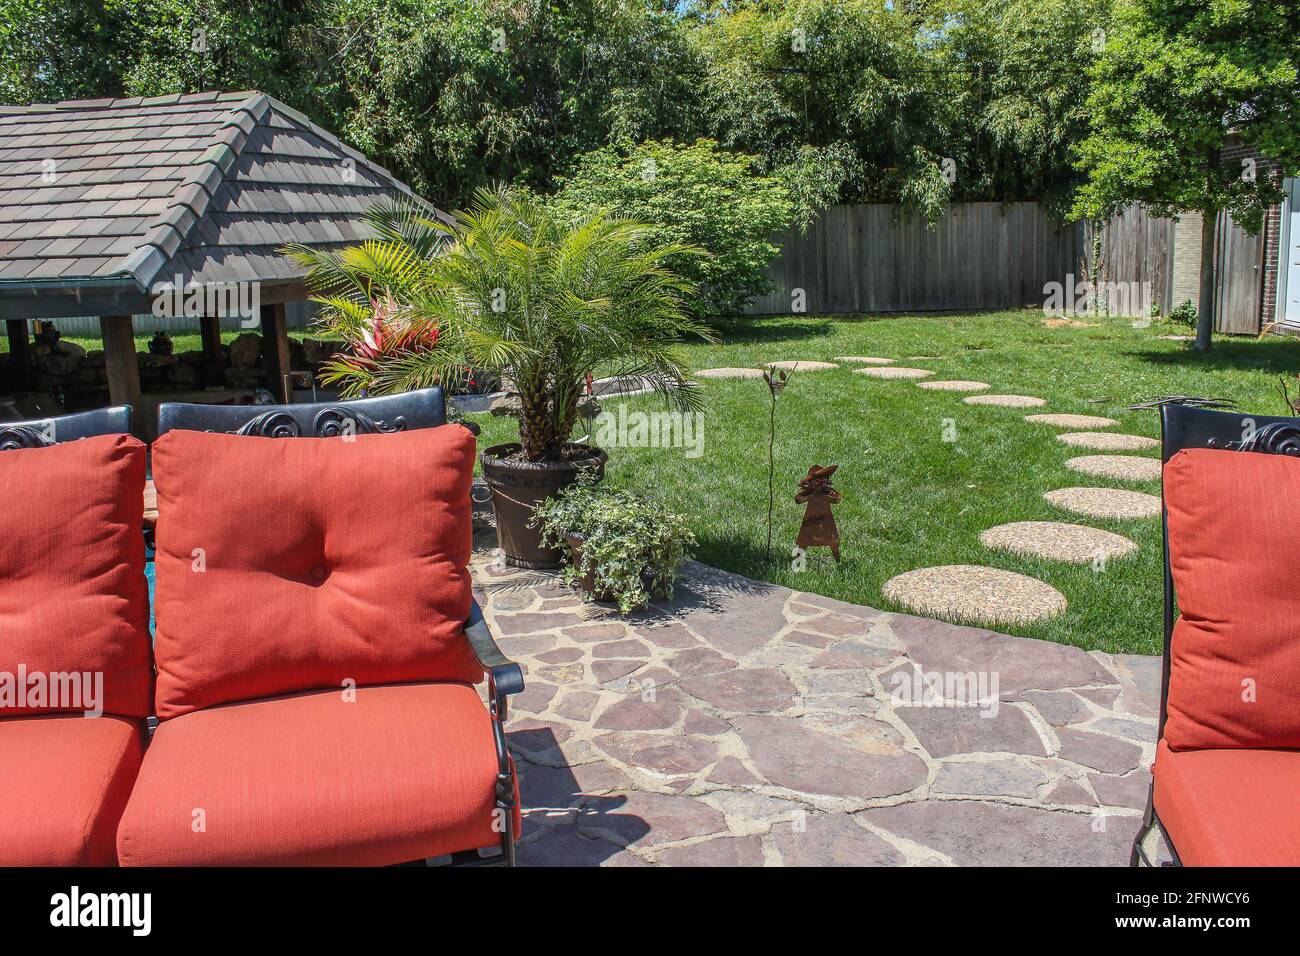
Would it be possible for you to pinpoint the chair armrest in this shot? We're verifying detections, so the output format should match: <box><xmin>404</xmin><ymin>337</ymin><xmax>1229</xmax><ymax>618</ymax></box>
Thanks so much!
<box><xmin>465</xmin><ymin>599</ymin><xmax>525</xmax><ymax>716</ymax></box>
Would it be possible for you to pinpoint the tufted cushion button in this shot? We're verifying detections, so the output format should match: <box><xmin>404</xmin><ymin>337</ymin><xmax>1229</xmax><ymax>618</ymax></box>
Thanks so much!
<box><xmin>310</xmin><ymin>564</ymin><xmax>329</xmax><ymax>583</ymax></box>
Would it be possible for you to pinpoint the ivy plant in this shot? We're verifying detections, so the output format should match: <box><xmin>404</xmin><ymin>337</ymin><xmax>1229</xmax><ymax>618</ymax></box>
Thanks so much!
<box><xmin>531</xmin><ymin>472</ymin><xmax>696</xmax><ymax>614</ymax></box>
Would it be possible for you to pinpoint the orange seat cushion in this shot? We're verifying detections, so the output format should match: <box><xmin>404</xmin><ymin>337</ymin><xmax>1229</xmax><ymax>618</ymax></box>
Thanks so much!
<box><xmin>0</xmin><ymin>434</ymin><xmax>153</xmax><ymax>718</ymax></box>
<box><xmin>0</xmin><ymin>715</ymin><xmax>144</xmax><ymax>866</ymax></box>
<box><xmin>1153</xmin><ymin>738</ymin><xmax>1300</xmax><ymax>866</ymax></box>
<box><xmin>116</xmin><ymin>683</ymin><xmax>515</xmax><ymax>866</ymax></box>
<box><xmin>150</xmin><ymin>426</ymin><xmax>481</xmax><ymax>719</ymax></box>
<box><xmin>1163</xmin><ymin>448</ymin><xmax>1300</xmax><ymax>750</ymax></box>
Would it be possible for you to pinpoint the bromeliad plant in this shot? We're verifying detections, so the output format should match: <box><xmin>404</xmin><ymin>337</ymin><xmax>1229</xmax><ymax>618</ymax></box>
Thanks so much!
<box><xmin>532</xmin><ymin>472</ymin><xmax>696</xmax><ymax>614</ymax></box>
<box><xmin>286</xmin><ymin>188</ymin><xmax>714</xmax><ymax>461</ymax></box>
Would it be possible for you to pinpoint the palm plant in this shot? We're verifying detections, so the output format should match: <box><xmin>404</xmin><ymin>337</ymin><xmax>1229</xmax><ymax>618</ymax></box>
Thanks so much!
<box><xmin>286</xmin><ymin>188</ymin><xmax>715</xmax><ymax>461</ymax></box>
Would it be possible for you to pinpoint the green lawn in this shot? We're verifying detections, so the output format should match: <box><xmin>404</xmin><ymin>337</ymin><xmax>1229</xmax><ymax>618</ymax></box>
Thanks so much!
<box><xmin>0</xmin><ymin>330</ymin><xmax>310</xmax><ymax>354</ymax></box>
<box><xmin>471</xmin><ymin>309</ymin><xmax>1300</xmax><ymax>656</ymax></box>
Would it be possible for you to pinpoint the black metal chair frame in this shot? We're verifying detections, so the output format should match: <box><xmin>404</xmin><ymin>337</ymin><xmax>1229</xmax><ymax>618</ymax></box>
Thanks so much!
<box><xmin>155</xmin><ymin>387</ymin><xmax>524</xmax><ymax>866</ymax></box>
<box><xmin>1131</xmin><ymin>401</ymin><xmax>1300</xmax><ymax>867</ymax></box>
<box><xmin>0</xmin><ymin>405</ymin><xmax>131</xmax><ymax>450</ymax></box>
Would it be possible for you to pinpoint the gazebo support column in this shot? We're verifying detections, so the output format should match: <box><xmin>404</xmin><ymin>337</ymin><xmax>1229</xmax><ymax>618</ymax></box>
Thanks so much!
<box><xmin>199</xmin><ymin>315</ymin><xmax>225</xmax><ymax>387</ymax></box>
<box><xmin>100</xmin><ymin>314</ymin><xmax>142</xmax><ymax>421</ymax></box>
<box><xmin>260</xmin><ymin>302</ymin><xmax>291</xmax><ymax>403</ymax></box>
<box><xmin>5</xmin><ymin>319</ymin><xmax>33</xmax><ymax>390</ymax></box>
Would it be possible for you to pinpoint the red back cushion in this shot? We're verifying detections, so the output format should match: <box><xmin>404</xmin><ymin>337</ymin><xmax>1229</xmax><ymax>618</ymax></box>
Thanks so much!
<box><xmin>0</xmin><ymin>434</ymin><xmax>152</xmax><ymax>718</ymax></box>
<box><xmin>150</xmin><ymin>425</ymin><xmax>481</xmax><ymax>719</ymax></box>
<box><xmin>1164</xmin><ymin>447</ymin><xmax>1300</xmax><ymax>750</ymax></box>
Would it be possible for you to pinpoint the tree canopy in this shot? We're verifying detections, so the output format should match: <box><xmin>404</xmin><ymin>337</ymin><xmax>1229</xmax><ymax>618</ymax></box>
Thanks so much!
<box><xmin>2</xmin><ymin>0</ymin><xmax>1116</xmax><ymax>216</ymax></box>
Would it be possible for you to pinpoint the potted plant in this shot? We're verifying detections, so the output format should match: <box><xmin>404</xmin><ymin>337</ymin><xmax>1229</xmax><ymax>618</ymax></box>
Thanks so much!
<box><xmin>288</xmin><ymin>189</ymin><xmax>711</xmax><ymax>568</ymax></box>
<box><xmin>532</xmin><ymin>472</ymin><xmax>696</xmax><ymax>613</ymax></box>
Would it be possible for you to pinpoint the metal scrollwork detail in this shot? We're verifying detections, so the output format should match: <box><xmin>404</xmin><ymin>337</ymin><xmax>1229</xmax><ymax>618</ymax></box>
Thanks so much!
<box><xmin>312</xmin><ymin>408</ymin><xmax>406</xmax><ymax>438</ymax></box>
<box><xmin>232</xmin><ymin>412</ymin><xmax>302</xmax><ymax>439</ymax></box>
<box><xmin>1232</xmin><ymin>421</ymin><xmax>1300</xmax><ymax>457</ymax></box>
<box><xmin>0</xmin><ymin>424</ymin><xmax>56</xmax><ymax>451</ymax></box>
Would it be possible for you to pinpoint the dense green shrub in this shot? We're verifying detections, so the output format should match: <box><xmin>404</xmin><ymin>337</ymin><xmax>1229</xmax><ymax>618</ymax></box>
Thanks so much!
<box><xmin>551</xmin><ymin>139</ymin><xmax>795</xmax><ymax>315</ymax></box>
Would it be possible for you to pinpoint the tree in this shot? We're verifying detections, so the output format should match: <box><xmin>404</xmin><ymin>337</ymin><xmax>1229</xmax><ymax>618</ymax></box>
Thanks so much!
<box><xmin>1072</xmin><ymin>0</ymin><xmax>1300</xmax><ymax>351</ymax></box>
<box><xmin>0</xmin><ymin>0</ymin><xmax>123</xmax><ymax>104</ymax></box>
<box><xmin>550</xmin><ymin>139</ymin><xmax>796</xmax><ymax>315</ymax></box>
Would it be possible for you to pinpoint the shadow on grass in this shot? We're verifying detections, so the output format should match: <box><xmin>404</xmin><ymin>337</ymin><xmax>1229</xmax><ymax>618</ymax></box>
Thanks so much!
<box><xmin>1129</xmin><ymin>336</ymin><xmax>1300</xmax><ymax>378</ymax></box>
<box><xmin>706</xmin><ymin>317</ymin><xmax>836</xmax><ymax>344</ymax></box>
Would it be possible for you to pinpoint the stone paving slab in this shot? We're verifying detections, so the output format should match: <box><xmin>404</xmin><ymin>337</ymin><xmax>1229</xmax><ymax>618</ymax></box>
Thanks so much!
<box><xmin>472</xmin><ymin>526</ymin><xmax>1164</xmax><ymax>866</ymax></box>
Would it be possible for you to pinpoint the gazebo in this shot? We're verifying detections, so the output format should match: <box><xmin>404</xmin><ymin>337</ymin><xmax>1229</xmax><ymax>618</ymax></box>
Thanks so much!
<box><xmin>0</xmin><ymin>91</ymin><xmax>435</xmax><ymax>435</ymax></box>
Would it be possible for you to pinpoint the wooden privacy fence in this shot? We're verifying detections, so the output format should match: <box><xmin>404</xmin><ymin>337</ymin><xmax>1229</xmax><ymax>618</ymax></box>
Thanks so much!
<box><xmin>744</xmin><ymin>202</ymin><xmax>1194</xmax><ymax>320</ymax></box>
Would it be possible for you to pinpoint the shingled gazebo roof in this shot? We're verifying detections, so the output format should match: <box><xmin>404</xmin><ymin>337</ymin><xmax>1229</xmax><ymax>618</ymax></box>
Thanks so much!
<box><xmin>0</xmin><ymin>91</ymin><xmax>436</xmax><ymax>319</ymax></box>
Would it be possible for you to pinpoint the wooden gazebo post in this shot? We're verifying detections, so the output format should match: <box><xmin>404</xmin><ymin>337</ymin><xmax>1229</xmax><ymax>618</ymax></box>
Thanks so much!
<box><xmin>5</xmin><ymin>319</ymin><xmax>32</xmax><ymax>390</ymax></box>
<box><xmin>100</xmin><ymin>314</ymin><xmax>142</xmax><ymax>418</ymax></box>
<box><xmin>199</xmin><ymin>315</ymin><xmax>225</xmax><ymax>387</ymax></box>
<box><xmin>260</xmin><ymin>302</ymin><xmax>292</xmax><ymax>403</ymax></box>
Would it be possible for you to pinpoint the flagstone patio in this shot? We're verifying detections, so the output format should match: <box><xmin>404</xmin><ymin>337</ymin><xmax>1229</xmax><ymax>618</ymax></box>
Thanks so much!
<box><xmin>472</xmin><ymin>522</ymin><xmax>1170</xmax><ymax>867</ymax></box>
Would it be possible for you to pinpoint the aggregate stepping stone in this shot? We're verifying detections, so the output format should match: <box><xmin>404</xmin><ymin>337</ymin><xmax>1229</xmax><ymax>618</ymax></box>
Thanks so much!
<box><xmin>964</xmin><ymin>394</ymin><xmax>1047</xmax><ymax>408</ymax></box>
<box><xmin>861</xmin><ymin>800</ymin><xmax>1138</xmax><ymax>866</ymax></box>
<box><xmin>771</xmin><ymin>812</ymin><xmax>907</xmax><ymax>867</ymax></box>
<box><xmin>764</xmin><ymin>360</ymin><xmax>838</xmax><ymax>371</ymax></box>
<box><xmin>916</xmin><ymin>380</ymin><xmax>990</xmax><ymax>392</ymax></box>
<box><xmin>854</xmin><ymin>366</ymin><xmax>934</xmax><ymax>380</ymax></box>
<box><xmin>1056</xmin><ymin>431</ymin><xmax>1160</xmax><ymax>451</ymax></box>
<box><xmin>1024</xmin><ymin>412</ymin><xmax>1120</xmax><ymax>429</ymax></box>
<box><xmin>834</xmin><ymin>356</ymin><xmax>894</xmax><ymax>365</ymax></box>
<box><xmin>979</xmin><ymin>521</ymin><xmax>1138</xmax><ymax>564</ymax></box>
<box><xmin>882</xmin><ymin>565</ymin><xmax>1067</xmax><ymax>627</ymax></box>
<box><xmin>1065</xmin><ymin>455</ymin><xmax>1162</xmax><ymax>482</ymax></box>
<box><xmin>695</xmin><ymin>367</ymin><xmax>766</xmax><ymax>379</ymax></box>
<box><xmin>1044</xmin><ymin>487</ymin><xmax>1161</xmax><ymax>520</ymax></box>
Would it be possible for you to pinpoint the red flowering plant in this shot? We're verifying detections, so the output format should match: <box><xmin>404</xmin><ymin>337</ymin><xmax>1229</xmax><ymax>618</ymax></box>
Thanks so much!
<box><xmin>285</xmin><ymin>201</ymin><xmax>474</xmax><ymax>397</ymax></box>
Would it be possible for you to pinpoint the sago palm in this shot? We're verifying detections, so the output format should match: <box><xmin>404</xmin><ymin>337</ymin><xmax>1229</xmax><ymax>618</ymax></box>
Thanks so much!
<box><xmin>286</xmin><ymin>188</ymin><xmax>715</xmax><ymax>461</ymax></box>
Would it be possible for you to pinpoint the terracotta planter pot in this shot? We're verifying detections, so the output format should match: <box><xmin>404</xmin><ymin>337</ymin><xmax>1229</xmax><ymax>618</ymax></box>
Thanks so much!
<box><xmin>479</xmin><ymin>443</ymin><xmax>607</xmax><ymax>569</ymax></box>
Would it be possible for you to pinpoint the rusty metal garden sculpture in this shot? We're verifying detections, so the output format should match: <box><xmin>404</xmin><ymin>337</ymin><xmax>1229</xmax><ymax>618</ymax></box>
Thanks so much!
<box><xmin>794</xmin><ymin>464</ymin><xmax>842</xmax><ymax>561</ymax></box>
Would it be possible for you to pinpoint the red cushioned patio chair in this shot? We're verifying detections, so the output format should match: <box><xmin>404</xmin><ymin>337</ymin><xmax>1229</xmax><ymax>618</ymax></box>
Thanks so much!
<box><xmin>1131</xmin><ymin>400</ymin><xmax>1300</xmax><ymax>867</ymax></box>
<box><xmin>0</xmin><ymin>407</ymin><xmax>152</xmax><ymax>866</ymax></box>
<box><xmin>115</xmin><ymin>388</ymin><xmax>524</xmax><ymax>867</ymax></box>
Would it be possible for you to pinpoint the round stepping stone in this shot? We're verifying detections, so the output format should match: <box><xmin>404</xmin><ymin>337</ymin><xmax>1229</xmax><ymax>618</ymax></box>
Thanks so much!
<box><xmin>1024</xmin><ymin>413</ymin><xmax>1120</xmax><ymax>429</ymax></box>
<box><xmin>916</xmin><ymin>380</ymin><xmax>990</xmax><ymax>393</ymax></box>
<box><xmin>695</xmin><ymin>367</ymin><xmax>766</xmax><ymax>379</ymax></box>
<box><xmin>980</xmin><ymin>521</ymin><xmax>1138</xmax><ymax>564</ymax></box>
<box><xmin>764</xmin><ymin>360</ymin><xmax>838</xmax><ymax>371</ymax></box>
<box><xmin>1158</xmin><ymin>334</ymin><xmax>1194</xmax><ymax>341</ymax></box>
<box><xmin>854</xmin><ymin>367</ymin><xmax>934</xmax><ymax>380</ymax></box>
<box><xmin>882</xmin><ymin>565</ymin><xmax>1066</xmax><ymax>627</ymax></box>
<box><xmin>964</xmin><ymin>394</ymin><xmax>1047</xmax><ymax>408</ymax></box>
<box><xmin>1044</xmin><ymin>487</ymin><xmax>1161</xmax><ymax>520</ymax></box>
<box><xmin>1056</xmin><ymin>431</ymin><xmax>1159</xmax><ymax>451</ymax></box>
<box><xmin>835</xmin><ymin>356</ymin><xmax>894</xmax><ymax>365</ymax></box>
<box><xmin>1065</xmin><ymin>455</ymin><xmax>1162</xmax><ymax>482</ymax></box>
